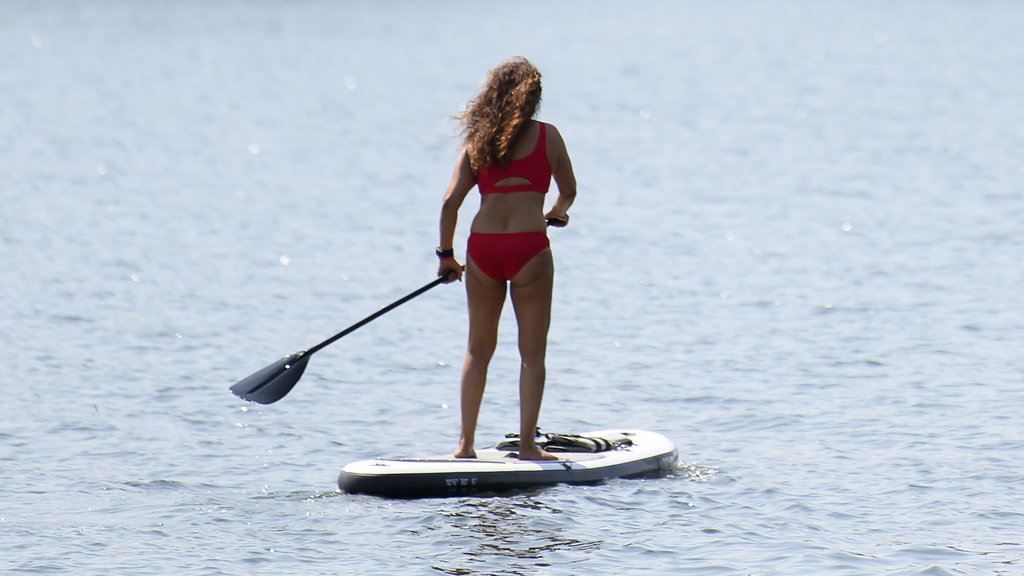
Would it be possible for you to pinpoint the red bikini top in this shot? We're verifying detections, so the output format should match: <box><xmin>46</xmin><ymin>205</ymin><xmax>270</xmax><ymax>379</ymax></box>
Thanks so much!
<box><xmin>477</xmin><ymin>123</ymin><xmax>552</xmax><ymax>195</ymax></box>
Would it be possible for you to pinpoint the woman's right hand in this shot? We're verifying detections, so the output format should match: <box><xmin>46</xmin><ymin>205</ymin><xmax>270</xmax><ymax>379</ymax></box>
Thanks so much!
<box><xmin>438</xmin><ymin>259</ymin><xmax>464</xmax><ymax>283</ymax></box>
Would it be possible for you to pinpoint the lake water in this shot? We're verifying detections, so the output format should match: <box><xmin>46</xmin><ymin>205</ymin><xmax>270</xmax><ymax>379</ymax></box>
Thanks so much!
<box><xmin>2</xmin><ymin>1</ymin><xmax>1023</xmax><ymax>574</ymax></box>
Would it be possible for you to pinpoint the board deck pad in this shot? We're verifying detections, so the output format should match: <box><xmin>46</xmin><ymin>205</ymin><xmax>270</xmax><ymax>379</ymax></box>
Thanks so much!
<box><xmin>385</xmin><ymin>450</ymin><xmax>606</xmax><ymax>463</ymax></box>
<box><xmin>338</xmin><ymin>429</ymin><xmax>678</xmax><ymax>498</ymax></box>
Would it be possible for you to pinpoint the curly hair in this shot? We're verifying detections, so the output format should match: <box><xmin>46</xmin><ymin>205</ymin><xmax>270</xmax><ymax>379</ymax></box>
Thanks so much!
<box><xmin>456</xmin><ymin>57</ymin><xmax>543</xmax><ymax>172</ymax></box>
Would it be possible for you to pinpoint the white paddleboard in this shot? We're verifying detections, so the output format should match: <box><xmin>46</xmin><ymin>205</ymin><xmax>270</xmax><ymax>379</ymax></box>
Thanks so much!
<box><xmin>338</xmin><ymin>429</ymin><xmax>678</xmax><ymax>498</ymax></box>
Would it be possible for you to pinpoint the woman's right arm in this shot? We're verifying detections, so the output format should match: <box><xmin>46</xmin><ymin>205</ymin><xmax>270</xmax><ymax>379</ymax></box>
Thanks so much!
<box><xmin>438</xmin><ymin>148</ymin><xmax>476</xmax><ymax>282</ymax></box>
<box><xmin>545</xmin><ymin>125</ymin><xmax>576</xmax><ymax>227</ymax></box>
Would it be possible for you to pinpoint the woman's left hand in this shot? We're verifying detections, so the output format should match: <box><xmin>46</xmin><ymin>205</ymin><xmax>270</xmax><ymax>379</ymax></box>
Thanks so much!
<box><xmin>544</xmin><ymin>210</ymin><xmax>569</xmax><ymax>227</ymax></box>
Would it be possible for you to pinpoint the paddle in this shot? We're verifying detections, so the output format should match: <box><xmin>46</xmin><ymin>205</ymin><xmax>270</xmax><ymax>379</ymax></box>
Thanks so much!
<box><xmin>230</xmin><ymin>217</ymin><xmax>567</xmax><ymax>405</ymax></box>
<box><xmin>229</xmin><ymin>274</ymin><xmax>452</xmax><ymax>405</ymax></box>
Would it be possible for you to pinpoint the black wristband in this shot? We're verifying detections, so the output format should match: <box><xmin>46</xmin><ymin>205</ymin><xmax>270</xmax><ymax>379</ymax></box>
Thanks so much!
<box><xmin>436</xmin><ymin>247</ymin><xmax>455</xmax><ymax>260</ymax></box>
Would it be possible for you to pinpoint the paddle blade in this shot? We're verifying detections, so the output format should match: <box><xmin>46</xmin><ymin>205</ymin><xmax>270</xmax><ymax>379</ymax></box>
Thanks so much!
<box><xmin>229</xmin><ymin>351</ymin><xmax>311</xmax><ymax>405</ymax></box>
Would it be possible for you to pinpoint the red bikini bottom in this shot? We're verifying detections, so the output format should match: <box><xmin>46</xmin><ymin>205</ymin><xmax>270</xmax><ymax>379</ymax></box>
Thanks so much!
<box><xmin>467</xmin><ymin>232</ymin><xmax>550</xmax><ymax>281</ymax></box>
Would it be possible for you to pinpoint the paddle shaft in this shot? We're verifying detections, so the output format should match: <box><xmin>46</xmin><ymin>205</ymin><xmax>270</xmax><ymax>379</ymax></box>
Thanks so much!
<box><xmin>306</xmin><ymin>275</ymin><xmax>448</xmax><ymax>356</ymax></box>
<box><xmin>230</xmin><ymin>225</ymin><xmax>563</xmax><ymax>404</ymax></box>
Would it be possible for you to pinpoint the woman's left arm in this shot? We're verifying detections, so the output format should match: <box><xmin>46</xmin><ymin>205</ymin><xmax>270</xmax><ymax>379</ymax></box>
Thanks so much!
<box><xmin>545</xmin><ymin>125</ymin><xmax>576</xmax><ymax>227</ymax></box>
<box><xmin>438</xmin><ymin>148</ymin><xmax>476</xmax><ymax>282</ymax></box>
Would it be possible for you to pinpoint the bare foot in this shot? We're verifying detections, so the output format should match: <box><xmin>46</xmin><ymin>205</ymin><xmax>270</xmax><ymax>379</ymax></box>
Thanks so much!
<box><xmin>516</xmin><ymin>447</ymin><xmax>558</xmax><ymax>461</ymax></box>
<box><xmin>454</xmin><ymin>443</ymin><xmax>476</xmax><ymax>459</ymax></box>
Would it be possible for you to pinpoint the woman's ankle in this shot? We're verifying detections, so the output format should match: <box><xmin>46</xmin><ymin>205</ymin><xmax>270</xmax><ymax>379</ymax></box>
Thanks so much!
<box><xmin>455</xmin><ymin>437</ymin><xmax>476</xmax><ymax>458</ymax></box>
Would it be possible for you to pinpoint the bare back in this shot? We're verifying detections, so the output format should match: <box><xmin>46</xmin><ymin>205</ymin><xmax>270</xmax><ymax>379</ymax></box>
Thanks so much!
<box><xmin>471</xmin><ymin>121</ymin><xmax>556</xmax><ymax>234</ymax></box>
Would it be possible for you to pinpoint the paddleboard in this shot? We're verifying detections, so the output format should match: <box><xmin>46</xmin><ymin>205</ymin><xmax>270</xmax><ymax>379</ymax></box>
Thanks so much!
<box><xmin>338</xmin><ymin>429</ymin><xmax>678</xmax><ymax>498</ymax></box>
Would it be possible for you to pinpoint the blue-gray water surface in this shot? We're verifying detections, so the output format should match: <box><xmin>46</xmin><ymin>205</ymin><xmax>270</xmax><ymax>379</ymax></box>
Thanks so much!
<box><xmin>2</xmin><ymin>1</ymin><xmax>1023</xmax><ymax>574</ymax></box>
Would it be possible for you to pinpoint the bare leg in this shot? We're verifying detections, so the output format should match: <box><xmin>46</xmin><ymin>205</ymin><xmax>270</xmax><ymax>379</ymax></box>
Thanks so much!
<box><xmin>455</xmin><ymin>256</ymin><xmax>507</xmax><ymax>458</ymax></box>
<box><xmin>509</xmin><ymin>248</ymin><xmax>558</xmax><ymax>461</ymax></box>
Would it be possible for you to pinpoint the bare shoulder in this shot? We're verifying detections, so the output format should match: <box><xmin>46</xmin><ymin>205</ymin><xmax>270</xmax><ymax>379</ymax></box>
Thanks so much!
<box><xmin>456</xmin><ymin>145</ymin><xmax>475</xmax><ymax>174</ymax></box>
<box><xmin>543</xmin><ymin>122</ymin><xmax>569</xmax><ymax>160</ymax></box>
<box><xmin>445</xmin><ymin>145</ymin><xmax>477</xmax><ymax>198</ymax></box>
<box><xmin>544</xmin><ymin>122</ymin><xmax>566</xmax><ymax>144</ymax></box>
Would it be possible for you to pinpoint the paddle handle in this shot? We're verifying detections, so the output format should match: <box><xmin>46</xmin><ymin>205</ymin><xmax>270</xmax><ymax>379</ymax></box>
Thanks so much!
<box><xmin>306</xmin><ymin>274</ymin><xmax>449</xmax><ymax>356</ymax></box>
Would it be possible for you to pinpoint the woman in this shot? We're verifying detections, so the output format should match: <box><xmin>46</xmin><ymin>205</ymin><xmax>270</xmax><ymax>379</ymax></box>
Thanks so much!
<box><xmin>436</xmin><ymin>57</ymin><xmax>577</xmax><ymax>461</ymax></box>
